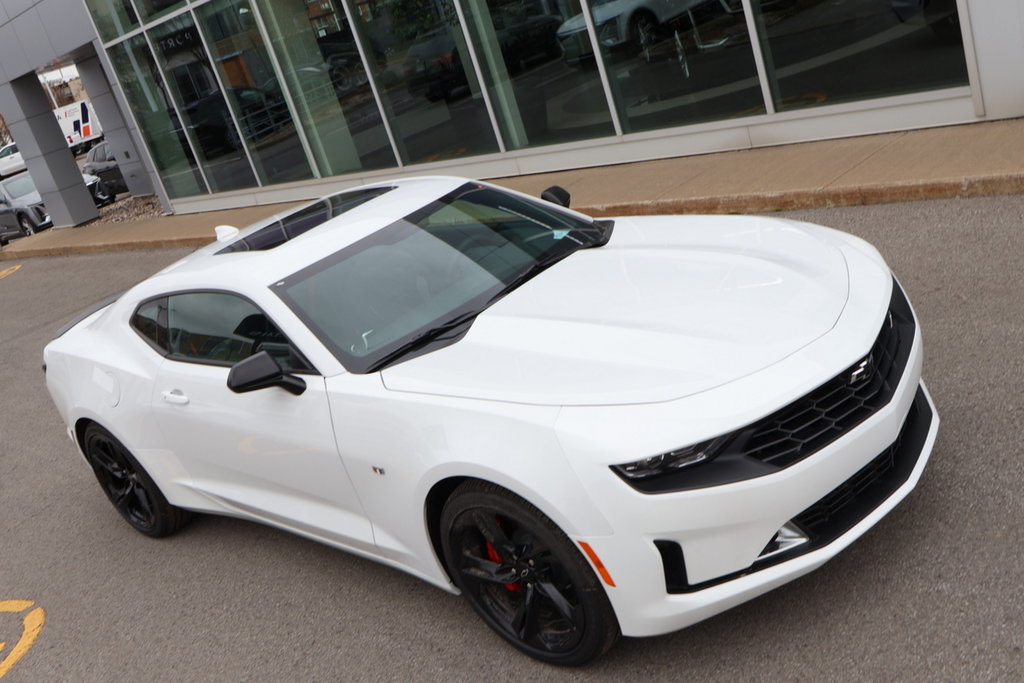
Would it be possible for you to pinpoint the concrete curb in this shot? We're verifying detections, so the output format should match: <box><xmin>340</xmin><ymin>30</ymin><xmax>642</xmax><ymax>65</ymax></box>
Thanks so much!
<box><xmin>0</xmin><ymin>236</ymin><xmax>213</xmax><ymax>261</ymax></box>
<box><xmin>579</xmin><ymin>174</ymin><xmax>1024</xmax><ymax>217</ymax></box>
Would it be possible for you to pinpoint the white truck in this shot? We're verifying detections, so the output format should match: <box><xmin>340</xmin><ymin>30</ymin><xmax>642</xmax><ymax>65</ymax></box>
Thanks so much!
<box><xmin>54</xmin><ymin>100</ymin><xmax>103</xmax><ymax>155</ymax></box>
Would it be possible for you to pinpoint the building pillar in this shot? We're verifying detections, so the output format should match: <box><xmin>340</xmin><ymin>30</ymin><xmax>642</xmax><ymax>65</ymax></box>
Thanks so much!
<box><xmin>77</xmin><ymin>51</ymin><xmax>158</xmax><ymax>200</ymax></box>
<box><xmin>0</xmin><ymin>73</ymin><xmax>97</xmax><ymax>228</ymax></box>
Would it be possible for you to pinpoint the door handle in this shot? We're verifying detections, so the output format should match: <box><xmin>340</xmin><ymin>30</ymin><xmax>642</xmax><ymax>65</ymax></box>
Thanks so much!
<box><xmin>161</xmin><ymin>389</ymin><xmax>189</xmax><ymax>405</ymax></box>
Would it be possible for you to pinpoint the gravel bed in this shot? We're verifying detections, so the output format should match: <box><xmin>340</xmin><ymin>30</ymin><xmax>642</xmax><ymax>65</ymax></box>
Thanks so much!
<box><xmin>92</xmin><ymin>194</ymin><xmax>165</xmax><ymax>225</ymax></box>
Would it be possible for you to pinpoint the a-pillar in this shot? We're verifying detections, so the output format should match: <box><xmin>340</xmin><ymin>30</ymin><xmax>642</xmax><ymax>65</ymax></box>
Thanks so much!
<box><xmin>0</xmin><ymin>73</ymin><xmax>97</xmax><ymax>228</ymax></box>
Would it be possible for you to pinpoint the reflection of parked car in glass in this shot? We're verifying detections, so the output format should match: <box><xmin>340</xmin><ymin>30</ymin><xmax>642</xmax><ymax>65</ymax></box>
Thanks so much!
<box><xmin>892</xmin><ymin>0</ymin><xmax>961</xmax><ymax>43</ymax></box>
<box><xmin>404</xmin><ymin>14</ymin><xmax>562</xmax><ymax>102</ymax></box>
<box><xmin>557</xmin><ymin>0</ymin><xmax>704</xmax><ymax>64</ymax></box>
<box><xmin>557</xmin><ymin>0</ymin><xmax>786</xmax><ymax>64</ymax></box>
<box><xmin>403</xmin><ymin>29</ymin><xmax>468</xmax><ymax>102</ymax></box>
<box><xmin>0</xmin><ymin>143</ymin><xmax>26</xmax><ymax>178</ymax></box>
<box><xmin>0</xmin><ymin>172</ymin><xmax>112</xmax><ymax>243</ymax></box>
<box><xmin>82</xmin><ymin>141</ymin><xmax>128</xmax><ymax>195</ymax></box>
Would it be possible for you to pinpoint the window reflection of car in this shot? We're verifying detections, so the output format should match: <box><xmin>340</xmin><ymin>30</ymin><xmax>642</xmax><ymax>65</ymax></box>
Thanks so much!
<box><xmin>892</xmin><ymin>0</ymin><xmax>961</xmax><ymax>43</ymax></box>
<box><xmin>182</xmin><ymin>90</ymin><xmax>240</xmax><ymax>154</ymax></box>
<box><xmin>556</xmin><ymin>0</ymin><xmax>786</xmax><ymax>64</ymax></box>
<box><xmin>403</xmin><ymin>29</ymin><xmax>468</xmax><ymax>102</ymax></box>
<box><xmin>557</xmin><ymin>0</ymin><xmax>705</xmax><ymax>64</ymax></box>
<box><xmin>82</xmin><ymin>141</ymin><xmax>128</xmax><ymax>195</ymax></box>
<box><xmin>492</xmin><ymin>10</ymin><xmax>562</xmax><ymax>75</ymax></box>
<box><xmin>0</xmin><ymin>172</ymin><xmax>112</xmax><ymax>243</ymax></box>
<box><xmin>403</xmin><ymin>16</ymin><xmax>562</xmax><ymax>102</ymax></box>
<box><xmin>0</xmin><ymin>142</ymin><xmax>26</xmax><ymax>179</ymax></box>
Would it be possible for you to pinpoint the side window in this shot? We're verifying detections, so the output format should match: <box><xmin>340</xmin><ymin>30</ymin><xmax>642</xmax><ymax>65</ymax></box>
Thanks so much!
<box><xmin>165</xmin><ymin>292</ymin><xmax>312</xmax><ymax>372</ymax></box>
<box><xmin>131</xmin><ymin>297</ymin><xmax>168</xmax><ymax>351</ymax></box>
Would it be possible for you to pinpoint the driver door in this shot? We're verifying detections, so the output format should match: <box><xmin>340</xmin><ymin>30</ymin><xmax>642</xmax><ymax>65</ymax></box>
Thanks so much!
<box><xmin>144</xmin><ymin>291</ymin><xmax>374</xmax><ymax>551</ymax></box>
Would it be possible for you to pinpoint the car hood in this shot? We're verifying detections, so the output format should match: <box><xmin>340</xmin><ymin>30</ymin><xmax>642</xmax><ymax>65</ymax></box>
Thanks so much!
<box><xmin>381</xmin><ymin>215</ymin><xmax>851</xmax><ymax>406</ymax></box>
<box><xmin>13</xmin><ymin>189</ymin><xmax>42</xmax><ymax>208</ymax></box>
<box><xmin>558</xmin><ymin>7</ymin><xmax>619</xmax><ymax>36</ymax></box>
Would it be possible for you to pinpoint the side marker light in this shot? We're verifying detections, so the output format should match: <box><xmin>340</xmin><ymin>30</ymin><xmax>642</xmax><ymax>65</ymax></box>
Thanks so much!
<box><xmin>578</xmin><ymin>541</ymin><xmax>616</xmax><ymax>587</ymax></box>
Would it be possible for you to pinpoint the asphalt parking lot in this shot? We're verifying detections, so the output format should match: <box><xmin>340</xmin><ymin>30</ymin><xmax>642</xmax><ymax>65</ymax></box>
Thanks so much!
<box><xmin>1</xmin><ymin>195</ymin><xmax>1022</xmax><ymax>680</ymax></box>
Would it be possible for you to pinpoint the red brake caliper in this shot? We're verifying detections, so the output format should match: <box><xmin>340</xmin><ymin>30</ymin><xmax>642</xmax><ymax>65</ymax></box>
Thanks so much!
<box><xmin>486</xmin><ymin>535</ymin><xmax>522</xmax><ymax>592</ymax></box>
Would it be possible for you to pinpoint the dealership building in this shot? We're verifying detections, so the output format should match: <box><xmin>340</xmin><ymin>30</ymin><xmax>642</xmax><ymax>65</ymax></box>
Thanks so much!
<box><xmin>0</xmin><ymin>0</ymin><xmax>1022</xmax><ymax>225</ymax></box>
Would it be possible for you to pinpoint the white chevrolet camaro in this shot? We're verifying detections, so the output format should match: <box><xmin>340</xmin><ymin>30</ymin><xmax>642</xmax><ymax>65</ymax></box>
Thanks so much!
<box><xmin>44</xmin><ymin>177</ymin><xmax>938</xmax><ymax>665</ymax></box>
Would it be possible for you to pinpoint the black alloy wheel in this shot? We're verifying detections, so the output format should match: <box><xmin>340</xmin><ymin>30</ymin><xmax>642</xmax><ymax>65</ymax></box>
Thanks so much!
<box><xmin>18</xmin><ymin>214</ymin><xmax>35</xmax><ymax>236</ymax></box>
<box><xmin>441</xmin><ymin>481</ymin><xmax>620</xmax><ymax>665</ymax></box>
<box><xmin>82</xmin><ymin>423</ymin><xmax>191</xmax><ymax>537</ymax></box>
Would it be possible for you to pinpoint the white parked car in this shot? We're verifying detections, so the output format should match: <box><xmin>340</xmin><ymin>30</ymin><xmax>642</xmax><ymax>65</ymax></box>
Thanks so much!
<box><xmin>44</xmin><ymin>177</ymin><xmax>938</xmax><ymax>665</ymax></box>
<box><xmin>0</xmin><ymin>142</ymin><xmax>26</xmax><ymax>178</ymax></box>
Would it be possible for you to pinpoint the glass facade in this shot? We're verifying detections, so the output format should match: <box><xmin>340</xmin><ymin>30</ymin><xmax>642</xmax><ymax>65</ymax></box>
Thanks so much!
<box><xmin>91</xmin><ymin>0</ymin><xmax>972</xmax><ymax>202</ymax></box>
<box><xmin>751</xmin><ymin>0</ymin><xmax>969</xmax><ymax>111</ymax></box>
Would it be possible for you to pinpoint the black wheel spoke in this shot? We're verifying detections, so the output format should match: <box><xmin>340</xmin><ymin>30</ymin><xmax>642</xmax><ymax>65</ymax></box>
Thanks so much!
<box><xmin>512</xmin><ymin>583</ymin><xmax>539</xmax><ymax>642</ymax></box>
<box><xmin>535</xmin><ymin>579</ymin><xmax>578</xmax><ymax>627</ymax></box>
<box><xmin>470</xmin><ymin>510</ymin><xmax>516</xmax><ymax>557</ymax></box>
<box><xmin>111</xmin><ymin>482</ymin><xmax>135</xmax><ymax>511</ymax></box>
<box><xmin>460</xmin><ymin>551</ymin><xmax>516</xmax><ymax>584</ymax></box>
<box><xmin>132</xmin><ymin>486</ymin><xmax>155</xmax><ymax>523</ymax></box>
<box><xmin>92</xmin><ymin>443</ymin><xmax>125</xmax><ymax>478</ymax></box>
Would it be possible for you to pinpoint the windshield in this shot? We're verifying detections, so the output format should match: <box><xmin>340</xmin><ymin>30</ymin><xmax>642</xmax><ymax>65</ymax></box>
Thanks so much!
<box><xmin>274</xmin><ymin>183</ymin><xmax>599</xmax><ymax>373</ymax></box>
<box><xmin>2</xmin><ymin>175</ymin><xmax>36</xmax><ymax>199</ymax></box>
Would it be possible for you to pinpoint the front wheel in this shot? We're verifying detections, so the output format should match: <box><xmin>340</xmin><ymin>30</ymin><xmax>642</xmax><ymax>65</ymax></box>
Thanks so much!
<box><xmin>82</xmin><ymin>423</ymin><xmax>191</xmax><ymax>537</ymax></box>
<box><xmin>18</xmin><ymin>214</ymin><xmax>35</xmax><ymax>236</ymax></box>
<box><xmin>440</xmin><ymin>481</ymin><xmax>620</xmax><ymax>665</ymax></box>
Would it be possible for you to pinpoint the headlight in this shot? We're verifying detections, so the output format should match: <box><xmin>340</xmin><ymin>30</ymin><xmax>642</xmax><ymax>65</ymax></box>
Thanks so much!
<box><xmin>613</xmin><ymin>436</ymin><xmax>728</xmax><ymax>480</ymax></box>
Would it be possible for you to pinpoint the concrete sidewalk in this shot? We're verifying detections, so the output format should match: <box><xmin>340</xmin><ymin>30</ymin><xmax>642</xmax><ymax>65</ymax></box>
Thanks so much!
<box><xmin>2</xmin><ymin>118</ymin><xmax>1021</xmax><ymax>261</ymax></box>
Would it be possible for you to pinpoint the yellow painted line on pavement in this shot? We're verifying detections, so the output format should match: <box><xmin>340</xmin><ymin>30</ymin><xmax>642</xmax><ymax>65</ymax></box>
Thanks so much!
<box><xmin>0</xmin><ymin>265</ymin><xmax>21</xmax><ymax>279</ymax></box>
<box><xmin>0</xmin><ymin>600</ymin><xmax>46</xmax><ymax>678</ymax></box>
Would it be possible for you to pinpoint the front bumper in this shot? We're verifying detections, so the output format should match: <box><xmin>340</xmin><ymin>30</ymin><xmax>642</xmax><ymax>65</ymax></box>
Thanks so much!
<box><xmin>581</xmin><ymin>379</ymin><xmax>938</xmax><ymax>637</ymax></box>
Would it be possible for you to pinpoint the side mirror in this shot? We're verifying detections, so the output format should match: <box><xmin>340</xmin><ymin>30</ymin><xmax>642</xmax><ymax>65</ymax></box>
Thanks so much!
<box><xmin>541</xmin><ymin>185</ymin><xmax>570</xmax><ymax>207</ymax></box>
<box><xmin>227</xmin><ymin>350</ymin><xmax>306</xmax><ymax>396</ymax></box>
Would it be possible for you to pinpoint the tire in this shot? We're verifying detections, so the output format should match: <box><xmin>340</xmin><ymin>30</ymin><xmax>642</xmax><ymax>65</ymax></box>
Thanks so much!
<box><xmin>18</xmin><ymin>214</ymin><xmax>35</xmax><ymax>236</ymax></box>
<box><xmin>440</xmin><ymin>481</ymin><xmax>620</xmax><ymax>665</ymax></box>
<box><xmin>631</xmin><ymin>12</ymin><xmax>658</xmax><ymax>63</ymax></box>
<box><xmin>82</xmin><ymin>423</ymin><xmax>192</xmax><ymax>538</ymax></box>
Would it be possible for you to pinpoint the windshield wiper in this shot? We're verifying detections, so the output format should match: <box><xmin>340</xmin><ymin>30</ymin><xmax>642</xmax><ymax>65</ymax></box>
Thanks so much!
<box><xmin>367</xmin><ymin>310</ymin><xmax>480</xmax><ymax>372</ymax></box>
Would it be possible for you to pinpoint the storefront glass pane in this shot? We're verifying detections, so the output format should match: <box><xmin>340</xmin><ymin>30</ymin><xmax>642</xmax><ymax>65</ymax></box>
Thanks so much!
<box><xmin>136</xmin><ymin>0</ymin><xmax>186</xmax><ymax>23</ymax></box>
<box><xmin>587</xmin><ymin>0</ymin><xmax>765</xmax><ymax>132</ymax></box>
<box><xmin>752</xmin><ymin>0</ymin><xmax>969</xmax><ymax>112</ymax></box>
<box><xmin>149</xmin><ymin>14</ymin><xmax>258</xmax><ymax>192</ymax></box>
<box><xmin>351</xmin><ymin>0</ymin><xmax>499</xmax><ymax>164</ymax></box>
<box><xmin>107</xmin><ymin>36</ymin><xmax>207</xmax><ymax>198</ymax></box>
<box><xmin>254</xmin><ymin>0</ymin><xmax>396</xmax><ymax>175</ymax></box>
<box><xmin>84</xmin><ymin>0</ymin><xmax>139</xmax><ymax>42</ymax></box>
<box><xmin>460</xmin><ymin>0</ymin><xmax>615</xmax><ymax>149</ymax></box>
<box><xmin>196</xmin><ymin>0</ymin><xmax>315</xmax><ymax>185</ymax></box>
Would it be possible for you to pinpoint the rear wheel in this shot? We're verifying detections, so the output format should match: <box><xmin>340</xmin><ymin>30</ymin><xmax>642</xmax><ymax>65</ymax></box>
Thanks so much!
<box><xmin>82</xmin><ymin>423</ymin><xmax>191</xmax><ymax>537</ymax></box>
<box><xmin>441</xmin><ymin>481</ymin><xmax>620</xmax><ymax>665</ymax></box>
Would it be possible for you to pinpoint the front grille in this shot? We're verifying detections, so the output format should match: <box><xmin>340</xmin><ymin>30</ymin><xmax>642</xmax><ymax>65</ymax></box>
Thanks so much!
<box><xmin>742</xmin><ymin>287</ymin><xmax>910</xmax><ymax>468</ymax></box>
<box><xmin>657</xmin><ymin>385</ymin><xmax>934</xmax><ymax>593</ymax></box>
<box><xmin>620</xmin><ymin>278</ymin><xmax>916</xmax><ymax>494</ymax></box>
